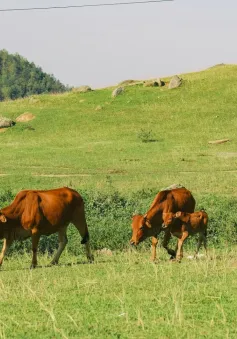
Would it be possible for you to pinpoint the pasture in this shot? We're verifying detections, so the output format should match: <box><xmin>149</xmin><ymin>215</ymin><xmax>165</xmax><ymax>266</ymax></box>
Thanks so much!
<box><xmin>1</xmin><ymin>250</ymin><xmax>237</xmax><ymax>338</ymax></box>
<box><xmin>1</xmin><ymin>64</ymin><xmax>237</xmax><ymax>338</ymax></box>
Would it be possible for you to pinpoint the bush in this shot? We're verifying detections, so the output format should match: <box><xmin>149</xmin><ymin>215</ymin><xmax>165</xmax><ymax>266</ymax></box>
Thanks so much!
<box><xmin>0</xmin><ymin>189</ymin><xmax>236</xmax><ymax>256</ymax></box>
<box><xmin>137</xmin><ymin>128</ymin><xmax>157</xmax><ymax>143</ymax></box>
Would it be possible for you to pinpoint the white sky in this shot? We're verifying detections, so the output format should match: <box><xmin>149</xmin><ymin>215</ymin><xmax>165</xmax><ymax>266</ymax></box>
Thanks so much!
<box><xmin>0</xmin><ymin>0</ymin><xmax>236</xmax><ymax>88</ymax></box>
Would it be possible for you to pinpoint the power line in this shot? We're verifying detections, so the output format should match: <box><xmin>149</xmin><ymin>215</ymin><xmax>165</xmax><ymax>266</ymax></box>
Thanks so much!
<box><xmin>0</xmin><ymin>0</ymin><xmax>174</xmax><ymax>13</ymax></box>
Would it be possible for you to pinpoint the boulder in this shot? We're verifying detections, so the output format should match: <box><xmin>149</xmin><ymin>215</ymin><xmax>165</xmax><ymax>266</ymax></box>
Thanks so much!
<box><xmin>112</xmin><ymin>87</ymin><xmax>124</xmax><ymax>98</ymax></box>
<box><xmin>73</xmin><ymin>85</ymin><xmax>92</xmax><ymax>93</ymax></box>
<box><xmin>168</xmin><ymin>75</ymin><xmax>182</xmax><ymax>89</ymax></box>
<box><xmin>156</xmin><ymin>78</ymin><xmax>165</xmax><ymax>87</ymax></box>
<box><xmin>16</xmin><ymin>112</ymin><xmax>35</xmax><ymax>122</ymax></box>
<box><xmin>0</xmin><ymin>117</ymin><xmax>15</xmax><ymax>128</ymax></box>
<box><xmin>143</xmin><ymin>81</ymin><xmax>159</xmax><ymax>87</ymax></box>
<box><xmin>118</xmin><ymin>79</ymin><xmax>138</xmax><ymax>86</ymax></box>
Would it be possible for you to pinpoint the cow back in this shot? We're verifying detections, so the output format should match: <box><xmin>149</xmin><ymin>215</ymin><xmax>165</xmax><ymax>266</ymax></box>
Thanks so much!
<box><xmin>146</xmin><ymin>188</ymin><xmax>195</xmax><ymax>222</ymax></box>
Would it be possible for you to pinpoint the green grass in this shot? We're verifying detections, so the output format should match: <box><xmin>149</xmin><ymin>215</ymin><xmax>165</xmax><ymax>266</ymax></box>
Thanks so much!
<box><xmin>0</xmin><ymin>64</ymin><xmax>237</xmax><ymax>194</ymax></box>
<box><xmin>1</xmin><ymin>249</ymin><xmax>237</xmax><ymax>338</ymax></box>
<box><xmin>1</xmin><ymin>65</ymin><xmax>237</xmax><ymax>338</ymax></box>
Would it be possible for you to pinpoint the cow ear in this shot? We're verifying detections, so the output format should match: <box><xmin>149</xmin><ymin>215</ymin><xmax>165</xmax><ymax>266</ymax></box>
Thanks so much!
<box><xmin>145</xmin><ymin>219</ymin><xmax>152</xmax><ymax>228</ymax></box>
<box><xmin>0</xmin><ymin>214</ymin><xmax>7</xmax><ymax>223</ymax></box>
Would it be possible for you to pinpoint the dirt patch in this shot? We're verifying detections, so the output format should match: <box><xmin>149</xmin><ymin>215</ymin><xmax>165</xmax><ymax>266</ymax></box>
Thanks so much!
<box><xmin>216</xmin><ymin>152</ymin><xmax>237</xmax><ymax>158</ymax></box>
<box><xmin>107</xmin><ymin>169</ymin><xmax>127</xmax><ymax>174</ymax></box>
<box><xmin>16</xmin><ymin>112</ymin><xmax>35</xmax><ymax>122</ymax></box>
<box><xmin>0</xmin><ymin>128</ymin><xmax>7</xmax><ymax>133</ymax></box>
<box><xmin>208</xmin><ymin>138</ymin><xmax>230</xmax><ymax>145</ymax></box>
<box><xmin>33</xmin><ymin>174</ymin><xmax>91</xmax><ymax>177</ymax></box>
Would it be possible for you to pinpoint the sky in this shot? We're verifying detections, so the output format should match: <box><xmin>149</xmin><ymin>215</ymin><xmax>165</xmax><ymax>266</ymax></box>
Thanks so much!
<box><xmin>0</xmin><ymin>0</ymin><xmax>236</xmax><ymax>88</ymax></box>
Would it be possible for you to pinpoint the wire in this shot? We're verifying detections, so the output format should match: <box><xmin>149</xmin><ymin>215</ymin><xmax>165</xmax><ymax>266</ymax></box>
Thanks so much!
<box><xmin>0</xmin><ymin>0</ymin><xmax>174</xmax><ymax>13</ymax></box>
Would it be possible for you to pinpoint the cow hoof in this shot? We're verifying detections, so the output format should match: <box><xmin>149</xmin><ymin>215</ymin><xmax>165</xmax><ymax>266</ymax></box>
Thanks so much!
<box><xmin>169</xmin><ymin>258</ymin><xmax>176</xmax><ymax>263</ymax></box>
<box><xmin>30</xmin><ymin>264</ymin><xmax>37</xmax><ymax>269</ymax></box>
<box><xmin>50</xmin><ymin>261</ymin><xmax>58</xmax><ymax>266</ymax></box>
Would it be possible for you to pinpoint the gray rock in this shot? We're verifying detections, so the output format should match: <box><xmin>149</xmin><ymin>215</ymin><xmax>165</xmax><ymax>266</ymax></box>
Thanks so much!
<box><xmin>156</xmin><ymin>78</ymin><xmax>165</xmax><ymax>87</ymax></box>
<box><xmin>112</xmin><ymin>87</ymin><xmax>124</xmax><ymax>98</ymax></box>
<box><xmin>73</xmin><ymin>85</ymin><xmax>92</xmax><ymax>93</ymax></box>
<box><xmin>0</xmin><ymin>117</ymin><xmax>15</xmax><ymax>128</ymax></box>
<box><xmin>168</xmin><ymin>75</ymin><xmax>182</xmax><ymax>89</ymax></box>
<box><xmin>143</xmin><ymin>81</ymin><xmax>159</xmax><ymax>87</ymax></box>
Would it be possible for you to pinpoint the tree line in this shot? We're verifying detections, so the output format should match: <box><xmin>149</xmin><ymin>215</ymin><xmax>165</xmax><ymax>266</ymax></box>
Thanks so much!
<box><xmin>0</xmin><ymin>49</ymin><xmax>68</xmax><ymax>101</ymax></box>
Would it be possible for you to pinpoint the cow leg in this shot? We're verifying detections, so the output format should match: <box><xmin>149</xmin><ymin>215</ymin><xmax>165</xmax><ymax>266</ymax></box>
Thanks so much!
<box><xmin>150</xmin><ymin>236</ymin><xmax>158</xmax><ymax>261</ymax></box>
<box><xmin>176</xmin><ymin>231</ymin><xmax>189</xmax><ymax>262</ymax></box>
<box><xmin>203</xmin><ymin>232</ymin><xmax>208</xmax><ymax>256</ymax></box>
<box><xmin>162</xmin><ymin>231</ymin><xmax>176</xmax><ymax>259</ymax></box>
<box><xmin>0</xmin><ymin>237</ymin><xmax>13</xmax><ymax>266</ymax></box>
<box><xmin>194</xmin><ymin>232</ymin><xmax>207</xmax><ymax>258</ymax></box>
<box><xmin>31</xmin><ymin>232</ymin><xmax>40</xmax><ymax>269</ymax></box>
<box><xmin>50</xmin><ymin>228</ymin><xmax>68</xmax><ymax>265</ymax></box>
<box><xmin>72</xmin><ymin>206</ymin><xmax>94</xmax><ymax>262</ymax></box>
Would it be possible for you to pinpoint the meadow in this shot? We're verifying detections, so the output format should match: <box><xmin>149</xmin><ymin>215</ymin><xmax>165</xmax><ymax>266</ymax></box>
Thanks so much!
<box><xmin>0</xmin><ymin>64</ymin><xmax>237</xmax><ymax>338</ymax></box>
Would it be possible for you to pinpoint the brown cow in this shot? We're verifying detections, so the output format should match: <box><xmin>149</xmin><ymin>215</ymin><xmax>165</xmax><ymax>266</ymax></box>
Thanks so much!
<box><xmin>130</xmin><ymin>188</ymin><xmax>195</xmax><ymax>261</ymax></box>
<box><xmin>0</xmin><ymin>187</ymin><xmax>93</xmax><ymax>268</ymax></box>
<box><xmin>162</xmin><ymin>210</ymin><xmax>208</xmax><ymax>262</ymax></box>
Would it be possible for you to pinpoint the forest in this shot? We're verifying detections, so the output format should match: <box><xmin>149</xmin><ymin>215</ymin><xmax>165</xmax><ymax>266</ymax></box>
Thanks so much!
<box><xmin>0</xmin><ymin>49</ymin><xmax>67</xmax><ymax>101</ymax></box>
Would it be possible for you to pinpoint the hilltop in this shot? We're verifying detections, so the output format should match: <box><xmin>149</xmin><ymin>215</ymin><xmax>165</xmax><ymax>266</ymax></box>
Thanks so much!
<box><xmin>0</xmin><ymin>50</ymin><xmax>67</xmax><ymax>101</ymax></box>
<box><xmin>0</xmin><ymin>64</ymin><xmax>237</xmax><ymax>195</ymax></box>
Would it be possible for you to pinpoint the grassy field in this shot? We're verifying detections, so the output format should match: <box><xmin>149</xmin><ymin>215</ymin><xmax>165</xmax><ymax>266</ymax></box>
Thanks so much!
<box><xmin>0</xmin><ymin>64</ymin><xmax>237</xmax><ymax>195</ymax></box>
<box><xmin>1</xmin><ymin>249</ymin><xmax>237</xmax><ymax>339</ymax></box>
<box><xmin>1</xmin><ymin>64</ymin><xmax>237</xmax><ymax>338</ymax></box>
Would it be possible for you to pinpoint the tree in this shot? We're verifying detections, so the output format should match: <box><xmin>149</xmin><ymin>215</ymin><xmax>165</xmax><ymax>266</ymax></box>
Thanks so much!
<box><xmin>0</xmin><ymin>50</ymin><xmax>67</xmax><ymax>101</ymax></box>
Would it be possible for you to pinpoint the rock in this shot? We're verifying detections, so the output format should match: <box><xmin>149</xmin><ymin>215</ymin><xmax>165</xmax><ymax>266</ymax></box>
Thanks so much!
<box><xmin>208</xmin><ymin>139</ymin><xmax>230</xmax><ymax>145</ymax></box>
<box><xmin>143</xmin><ymin>81</ymin><xmax>159</xmax><ymax>87</ymax></box>
<box><xmin>118</xmin><ymin>79</ymin><xmax>138</xmax><ymax>86</ymax></box>
<box><xmin>16</xmin><ymin>112</ymin><xmax>35</xmax><ymax>122</ymax></box>
<box><xmin>73</xmin><ymin>85</ymin><xmax>92</xmax><ymax>93</ymax></box>
<box><xmin>156</xmin><ymin>78</ymin><xmax>165</xmax><ymax>87</ymax></box>
<box><xmin>0</xmin><ymin>117</ymin><xmax>15</xmax><ymax>128</ymax></box>
<box><xmin>168</xmin><ymin>75</ymin><xmax>182</xmax><ymax>89</ymax></box>
<box><xmin>112</xmin><ymin>87</ymin><xmax>124</xmax><ymax>98</ymax></box>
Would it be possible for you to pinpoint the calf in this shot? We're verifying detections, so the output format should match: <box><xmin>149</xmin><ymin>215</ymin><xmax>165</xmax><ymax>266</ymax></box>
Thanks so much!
<box><xmin>130</xmin><ymin>188</ymin><xmax>196</xmax><ymax>261</ymax></box>
<box><xmin>162</xmin><ymin>210</ymin><xmax>208</xmax><ymax>262</ymax></box>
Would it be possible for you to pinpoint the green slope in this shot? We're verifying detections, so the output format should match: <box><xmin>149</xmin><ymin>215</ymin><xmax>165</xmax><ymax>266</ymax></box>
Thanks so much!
<box><xmin>0</xmin><ymin>64</ymin><xmax>237</xmax><ymax>195</ymax></box>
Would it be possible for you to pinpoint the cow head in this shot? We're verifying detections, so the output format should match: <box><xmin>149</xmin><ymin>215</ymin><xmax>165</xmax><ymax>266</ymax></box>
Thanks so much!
<box><xmin>130</xmin><ymin>214</ymin><xmax>152</xmax><ymax>246</ymax></box>
<box><xmin>162</xmin><ymin>212</ymin><xmax>175</xmax><ymax>228</ymax></box>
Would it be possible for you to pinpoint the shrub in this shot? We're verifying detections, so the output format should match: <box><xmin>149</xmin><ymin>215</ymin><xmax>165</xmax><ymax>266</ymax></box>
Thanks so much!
<box><xmin>0</xmin><ymin>189</ymin><xmax>236</xmax><ymax>256</ymax></box>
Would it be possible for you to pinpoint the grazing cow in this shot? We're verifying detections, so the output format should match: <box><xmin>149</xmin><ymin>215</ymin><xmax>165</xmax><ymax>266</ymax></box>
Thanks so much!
<box><xmin>130</xmin><ymin>188</ymin><xmax>195</xmax><ymax>261</ymax></box>
<box><xmin>0</xmin><ymin>187</ymin><xmax>93</xmax><ymax>268</ymax></box>
<box><xmin>162</xmin><ymin>210</ymin><xmax>208</xmax><ymax>261</ymax></box>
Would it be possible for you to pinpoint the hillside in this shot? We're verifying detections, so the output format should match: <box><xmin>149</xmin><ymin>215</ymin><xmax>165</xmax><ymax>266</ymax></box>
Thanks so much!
<box><xmin>0</xmin><ymin>50</ymin><xmax>67</xmax><ymax>101</ymax></box>
<box><xmin>0</xmin><ymin>64</ymin><xmax>237</xmax><ymax>195</ymax></box>
<box><xmin>1</xmin><ymin>65</ymin><xmax>237</xmax><ymax>339</ymax></box>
